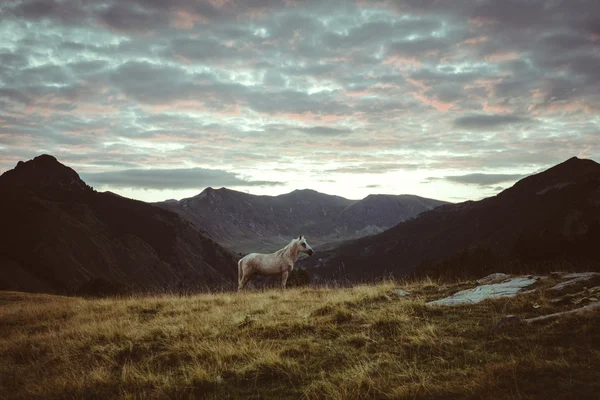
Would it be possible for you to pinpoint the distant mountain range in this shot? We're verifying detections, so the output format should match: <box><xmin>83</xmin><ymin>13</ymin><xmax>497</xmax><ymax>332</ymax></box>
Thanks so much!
<box><xmin>298</xmin><ymin>157</ymin><xmax>600</xmax><ymax>281</ymax></box>
<box><xmin>0</xmin><ymin>155</ymin><xmax>238</xmax><ymax>294</ymax></box>
<box><xmin>155</xmin><ymin>188</ymin><xmax>448</xmax><ymax>253</ymax></box>
<box><xmin>3</xmin><ymin>154</ymin><xmax>598</xmax><ymax>294</ymax></box>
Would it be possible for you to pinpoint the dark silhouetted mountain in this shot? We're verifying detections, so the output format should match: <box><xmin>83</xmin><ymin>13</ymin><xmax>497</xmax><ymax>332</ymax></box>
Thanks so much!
<box><xmin>0</xmin><ymin>155</ymin><xmax>238</xmax><ymax>294</ymax></box>
<box><xmin>155</xmin><ymin>188</ymin><xmax>447</xmax><ymax>253</ymax></box>
<box><xmin>299</xmin><ymin>157</ymin><xmax>600</xmax><ymax>281</ymax></box>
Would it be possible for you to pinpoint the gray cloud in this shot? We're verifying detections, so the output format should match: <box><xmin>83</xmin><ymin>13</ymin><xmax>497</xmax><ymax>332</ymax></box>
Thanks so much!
<box><xmin>99</xmin><ymin>3</ymin><xmax>170</xmax><ymax>33</ymax></box>
<box><xmin>82</xmin><ymin>168</ymin><xmax>283</xmax><ymax>190</ymax></box>
<box><xmin>325</xmin><ymin>163</ymin><xmax>421</xmax><ymax>174</ymax></box>
<box><xmin>297</xmin><ymin>126</ymin><xmax>352</xmax><ymax>136</ymax></box>
<box><xmin>453</xmin><ymin>114</ymin><xmax>535</xmax><ymax>130</ymax></box>
<box><xmin>433</xmin><ymin>173</ymin><xmax>529</xmax><ymax>186</ymax></box>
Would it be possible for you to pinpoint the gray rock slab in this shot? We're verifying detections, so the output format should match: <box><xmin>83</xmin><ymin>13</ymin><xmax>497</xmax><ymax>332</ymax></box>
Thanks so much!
<box><xmin>548</xmin><ymin>272</ymin><xmax>600</xmax><ymax>292</ymax></box>
<box><xmin>427</xmin><ymin>276</ymin><xmax>538</xmax><ymax>306</ymax></box>
<box><xmin>477</xmin><ymin>273</ymin><xmax>511</xmax><ymax>285</ymax></box>
<box><xmin>390</xmin><ymin>289</ymin><xmax>411</xmax><ymax>297</ymax></box>
<box><xmin>525</xmin><ymin>302</ymin><xmax>600</xmax><ymax>324</ymax></box>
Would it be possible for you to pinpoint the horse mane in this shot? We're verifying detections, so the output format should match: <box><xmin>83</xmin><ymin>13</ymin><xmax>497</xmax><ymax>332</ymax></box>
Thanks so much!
<box><xmin>274</xmin><ymin>238</ymin><xmax>297</xmax><ymax>258</ymax></box>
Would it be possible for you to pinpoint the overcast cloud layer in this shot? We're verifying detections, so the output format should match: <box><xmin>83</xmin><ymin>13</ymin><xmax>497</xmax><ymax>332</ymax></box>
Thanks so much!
<box><xmin>1</xmin><ymin>0</ymin><xmax>599</xmax><ymax>202</ymax></box>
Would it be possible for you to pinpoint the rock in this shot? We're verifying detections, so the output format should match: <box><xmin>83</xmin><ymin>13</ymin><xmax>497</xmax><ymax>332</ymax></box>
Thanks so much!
<box><xmin>491</xmin><ymin>315</ymin><xmax>526</xmax><ymax>333</ymax></box>
<box><xmin>550</xmin><ymin>294</ymin><xmax>576</xmax><ymax>304</ymax></box>
<box><xmin>550</xmin><ymin>271</ymin><xmax>567</xmax><ymax>278</ymax></box>
<box><xmin>548</xmin><ymin>272</ymin><xmax>600</xmax><ymax>292</ymax></box>
<box><xmin>550</xmin><ymin>287</ymin><xmax>600</xmax><ymax>305</ymax></box>
<box><xmin>525</xmin><ymin>302</ymin><xmax>600</xmax><ymax>324</ymax></box>
<box><xmin>492</xmin><ymin>293</ymin><xmax>600</xmax><ymax>331</ymax></box>
<box><xmin>477</xmin><ymin>273</ymin><xmax>511</xmax><ymax>285</ymax></box>
<box><xmin>390</xmin><ymin>289</ymin><xmax>410</xmax><ymax>297</ymax></box>
<box><xmin>427</xmin><ymin>276</ymin><xmax>538</xmax><ymax>306</ymax></box>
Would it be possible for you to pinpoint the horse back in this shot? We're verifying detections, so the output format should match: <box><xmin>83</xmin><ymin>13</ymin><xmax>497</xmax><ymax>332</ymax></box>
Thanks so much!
<box><xmin>240</xmin><ymin>252</ymin><xmax>287</xmax><ymax>275</ymax></box>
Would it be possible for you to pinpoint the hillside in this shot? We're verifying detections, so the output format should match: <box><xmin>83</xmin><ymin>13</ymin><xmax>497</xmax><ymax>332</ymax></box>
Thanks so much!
<box><xmin>0</xmin><ymin>155</ymin><xmax>238</xmax><ymax>294</ymax></box>
<box><xmin>299</xmin><ymin>157</ymin><xmax>600</xmax><ymax>281</ymax></box>
<box><xmin>155</xmin><ymin>188</ymin><xmax>447</xmax><ymax>253</ymax></box>
<box><xmin>1</xmin><ymin>276</ymin><xmax>599</xmax><ymax>399</ymax></box>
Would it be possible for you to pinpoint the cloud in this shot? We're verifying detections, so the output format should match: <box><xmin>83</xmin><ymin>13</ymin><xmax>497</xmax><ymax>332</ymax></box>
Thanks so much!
<box><xmin>82</xmin><ymin>168</ymin><xmax>283</xmax><ymax>190</ymax></box>
<box><xmin>429</xmin><ymin>173</ymin><xmax>529</xmax><ymax>186</ymax></box>
<box><xmin>297</xmin><ymin>126</ymin><xmax>352</xmax><ymax>136</ymax></box>
<box><xmin>324</xmin><ymin>163</ymin><xmax>421</xmax><ymax>174</ymax></box>
<box><xmin>453</xmin><ymin>114</ymin><xmax>534</xmax><ymax>130</ymax></box>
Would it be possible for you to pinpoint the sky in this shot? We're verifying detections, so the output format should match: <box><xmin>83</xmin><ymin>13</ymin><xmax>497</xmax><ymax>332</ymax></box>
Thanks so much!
<box><xmin>0</xmin><ymin>0</ymin><xmax>599</xmax><ymax>203</ymax></box>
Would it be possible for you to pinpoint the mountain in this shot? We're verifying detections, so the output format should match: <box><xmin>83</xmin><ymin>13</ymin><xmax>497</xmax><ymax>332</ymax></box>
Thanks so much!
<box><xmin>299</xmin><ymin>157</ymin><xmax>600</xmax><ymax>281</ymax></box>
<box><xmin>0</xmin><ymin>155</ymin><xmax>238</xmax><ymax>294</ymax></box>
<box><xmin>155</xmin><ymin>188</ymin><xmax>448</xmax><ymax>253</ymax></box>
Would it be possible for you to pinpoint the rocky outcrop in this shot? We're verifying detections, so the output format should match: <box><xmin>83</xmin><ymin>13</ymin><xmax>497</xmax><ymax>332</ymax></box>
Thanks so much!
<box><xmin>427</xmin><ymin>275</ymin><xmax>539</xmax><ymax>306</ymax></box>
<box><xmin>547</xmin><ymin>272</ymin><xmax>600</xmax><ymax>292</ymax></box>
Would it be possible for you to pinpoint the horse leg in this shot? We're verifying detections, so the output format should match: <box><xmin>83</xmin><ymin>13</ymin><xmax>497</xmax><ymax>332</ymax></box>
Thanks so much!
<box><xmin>281</xmin><ymin>270</ymin><xmax>290</xmax><ymax>290</ymax></box>
<box><xmin>239</xmin><ymin>273</ymin><xmax>252</xmax><ymax>291</ymax></box>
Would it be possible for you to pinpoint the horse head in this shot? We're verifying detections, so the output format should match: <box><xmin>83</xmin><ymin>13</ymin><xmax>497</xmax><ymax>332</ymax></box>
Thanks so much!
<box><xmin>297</xmin><ymin>235</ymin><xmax>314</xmax><ymax>256</ymax></box>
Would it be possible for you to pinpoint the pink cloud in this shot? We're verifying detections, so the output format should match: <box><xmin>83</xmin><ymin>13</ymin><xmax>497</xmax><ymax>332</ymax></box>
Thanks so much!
<box><xmin>529</xmin><ymin>100</ymin><xmax>600</xmax><ymax>115</ymax></box>
<box><xmin>578</xmin><ymin>145</ymin><xmax>594</xmax><ymax>158</ymax></box>
<box><xmin>483</xmin><ymin>101</ymin><xmax>512</xmax><ymax>113</ymax></box>
<box><xmin>485</xmin><ymin>51</ymin><xmax>520</xmax><ymax>63</ymax></box>
<box><xmin>170</xmin><ymin>9</ymin><xmax>208</xmax><ymax>29</ymax></box>
<box><xmin>141</xmin><ymin>99</ymin><xmax>243</xmax><ymax>116</ymax></box>
<box><xmin>383</xmin><ymin>55</ymin><xmax>422</xmax><ymax>71</ymax></box>
<box><xmin>74</xmin><ymin>102</ymin><xmax>120</xmax><ymax>116</ymax></box>
<box><xmin>458</xmin><ymin>36</ymin><xmax>490</xmax><ymax>46</ymax></box>
<box><xmin>244</xmin><ymin>8</ymin><xmax>269</xmax><ymax>20</ymax></box>
<box><xmin>174</xmin><ymin>53</ymin><xmax>193</xmax><ymax>64</ymax></box>
<box><xmin>273</xmin><ymin>112</ymin><xmax>352</xmax><ymax>124</ymax></box>
<box><xmin>345</xmin><ymin>90</ymin><xmax>372</xmax><ymax>98</ymax></box>
<box><xmin>464</xmin><ymin>76</ymin><xmax>509</xmax><ymax>97</ymax></box>
<box><xmin>406</xmin><ymin>78</ymin><xmax>427</xmax><ymax>91</ymax></box>
<box><xmin>407</xmin><ymin>78</ymin><xmax>457</xmax><ymax>112</ymax></box>
<box><xmin>410</xmin><ymin>92</ymin><xmax>455</xmax><ymax>112</ymax></box>
<box><xmin>468</xmin><ymin>16</ymin><xmax>498</xmax><ymax>27</ymax></box>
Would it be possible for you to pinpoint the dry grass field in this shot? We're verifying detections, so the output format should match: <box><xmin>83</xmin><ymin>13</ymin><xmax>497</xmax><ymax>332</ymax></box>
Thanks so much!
<box><xmin>1</xmin><ymin>277</ymin><xmax>599</xmax><ymax>399</ymax></box>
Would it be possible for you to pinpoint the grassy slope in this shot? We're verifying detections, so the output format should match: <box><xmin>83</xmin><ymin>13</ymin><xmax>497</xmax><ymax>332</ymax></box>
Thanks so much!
<box><xmin>1</xmin><ymin>278</ymin><xmax>599</xmax><ymax>400</ymax></box>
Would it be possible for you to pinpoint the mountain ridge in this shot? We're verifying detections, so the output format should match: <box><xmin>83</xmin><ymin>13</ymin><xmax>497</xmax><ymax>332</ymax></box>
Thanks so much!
<box><xmin>298</xmin><ymin>157</ymin><xmax>600</xmax><ymax>281</ymax></box>
<box><xmin>0</xmin><ymin>155</ymin><xmax>238</xmax><ymax>294</ymax></box>
<box><xmin>155</xmin><ymin>186</ymin><xmax>449</xmax><ymax>253</ymax></box>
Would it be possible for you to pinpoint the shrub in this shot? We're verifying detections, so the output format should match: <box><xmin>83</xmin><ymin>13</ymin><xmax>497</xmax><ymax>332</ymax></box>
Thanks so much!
<box><xmin>287</xmin><ymin>268</ymin><xmax>310</xmax><ymax>287</ymax></box>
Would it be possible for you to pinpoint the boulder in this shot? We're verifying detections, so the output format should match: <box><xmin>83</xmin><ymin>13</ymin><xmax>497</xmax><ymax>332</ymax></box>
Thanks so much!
<box><xmin>548</xmin><ymin>272</ymin><xmax>600</xmax><ymax>293</ymax></box>
<box><xmin>427</xmin><ymin>276</ymin><xmax>538</xmax><ymax>306</ymax></box>
<box><xmin>390</xmin><ymin>289</ymin><xmax>411</xmax><ymax>297</ymax></box>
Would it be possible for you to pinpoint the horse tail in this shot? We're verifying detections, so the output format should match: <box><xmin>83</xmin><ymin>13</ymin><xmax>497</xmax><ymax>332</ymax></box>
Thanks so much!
<box><xmin>237</xmin><ymin>257</ymin><xmax>244</xmax><ymax>286</ymax></box>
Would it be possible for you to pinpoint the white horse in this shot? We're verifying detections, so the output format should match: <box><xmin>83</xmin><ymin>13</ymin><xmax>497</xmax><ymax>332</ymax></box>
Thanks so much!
<box><xmin>238</xmin><ymin>235</ymin><xmax>314</xmax><ymax>290</ymax></box>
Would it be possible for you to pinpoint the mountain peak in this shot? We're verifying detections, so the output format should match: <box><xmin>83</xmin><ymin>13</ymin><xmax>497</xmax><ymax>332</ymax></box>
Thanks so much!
<box><xmin>546</xmin><ymin>156</ymin><xmax>598</xmax><ymax>174</ymax></box>
<box><xmin>281</xmin><ymin>189</ymin><xmax>334</xmax><ymax>199</ymax></box>
<box><xmin>0</xmin><ymin>154</ymin><xmax>89</xmax><ymax>191</ymax></box>
<box><xmin>510</xmin><ymin>156</ymin><xmax>600</xmax><ymax>194</ymax></box>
